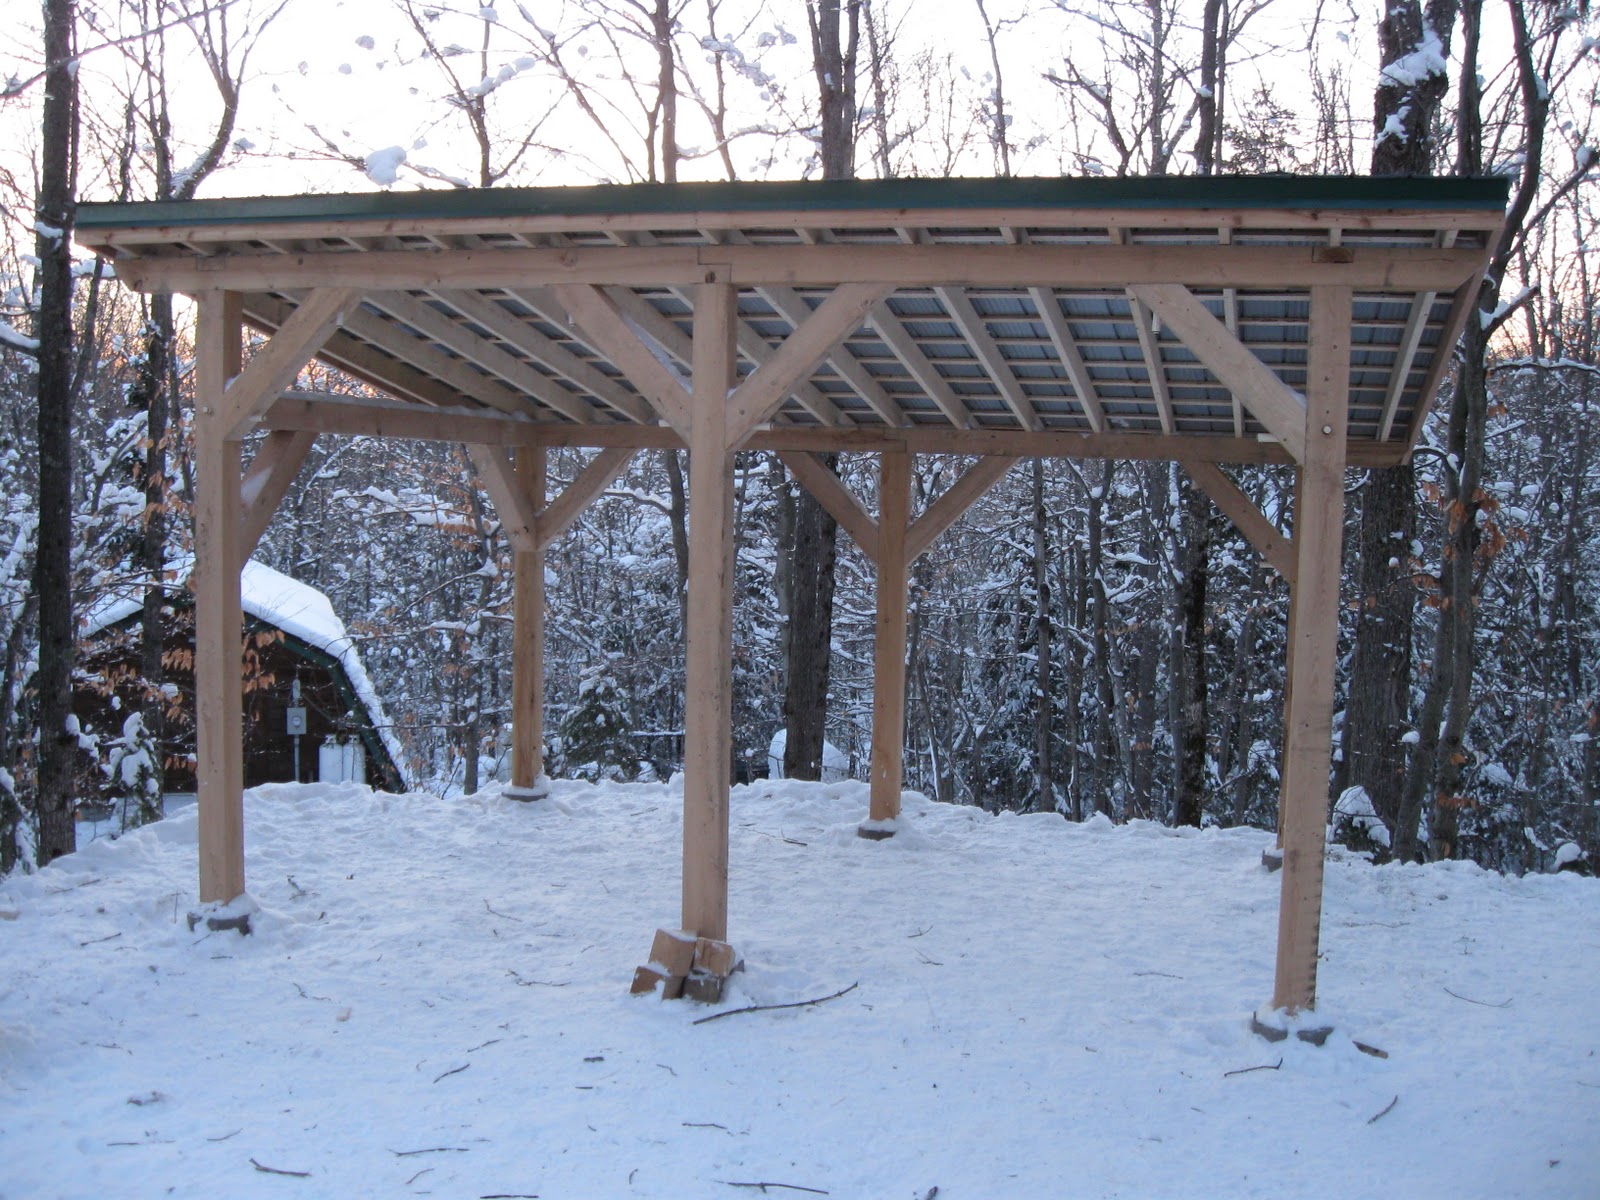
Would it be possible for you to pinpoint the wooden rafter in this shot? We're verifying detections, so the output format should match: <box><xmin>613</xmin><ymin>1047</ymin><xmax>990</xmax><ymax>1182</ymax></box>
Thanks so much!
<box><xmin>1378</xmin><ymin>232</ymin><xmax>1455</xmax><ymax>441</ymax></box>
<box><xmin>435</xmin><ymin>287</ymin><xmax>654</xmax><ymax>424</ymax></box>
<box><xmin>935</xmin><ymin>287</ymin><xmax>1043</xmax><ymax>432</ymax></box>
<box><xmin>538</xmin><ymin>447</ymin><xmax>636</xmax><ymax>547</ymax></box>
<box><xmin>868</xmin><ymin>301</ymin><xmax>974</xmax><ymax>428</ymax></box>
<box><xmin>1029</xmin><ymin>287</ymin><xmax>1106</xmax><ymax>433</ymax></box>
<box><xmin>365</xmin><ymin>290</ymin><xmax>601</xmax><ymax>424</ymax></box>
<box><xmin>338</xmin><ymin>303</ymin><xmax>540</xmax><ymax>417</ymax></box>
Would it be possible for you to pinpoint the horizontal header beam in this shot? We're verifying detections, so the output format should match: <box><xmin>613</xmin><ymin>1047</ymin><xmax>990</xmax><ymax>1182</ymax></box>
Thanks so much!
<box><xmin>111</xmin><ymin>243</ymin><xmax>1488</xmax><ymax>295</ymax></box>
<box><xmin>262</xmin><ymin>393</ymin><xmax>1409</xmax><ymax>468</ymax></box>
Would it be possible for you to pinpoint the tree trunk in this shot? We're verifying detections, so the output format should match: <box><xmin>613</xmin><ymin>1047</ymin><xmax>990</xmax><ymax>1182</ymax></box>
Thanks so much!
<box><xmin>1174</xmin><ymin>476</ymin><xmax>1209</xmax><ymax>827</ymax></box>
<box><xmin>783</xmin><ymin>3</ymin><xmax>859</xmax><ymax>779</ymax></box>
<box><xmin>33</xmin><ymin>0</ymin><xmax>79</xmax><ymax>867</ymax></box>
<box><xmin>1347</xmin><ymin>0</ymin><xmax>1459</xmax><ymax>850</ymax></box>
<box><xmin>1030</xmin><ymin>459</ymin><xmax>1054</xmax><ymax>812</ymax></box>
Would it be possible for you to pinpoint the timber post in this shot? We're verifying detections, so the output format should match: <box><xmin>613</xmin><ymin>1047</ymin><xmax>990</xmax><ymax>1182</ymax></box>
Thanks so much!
<box><xmin>1269</xmin><ymin>286</ymin><xmax>1352</xmax><ymax>1016</ymax></box>
<box><xmin>509</xmin><ymin>445</ymin><xmax>548</xmax><ymax>798</ymax></box>
<box><xmin>681</xmin><ymin>278</ymin><xmax>738</xmax><ymax>942</ymax></box>
<box><xmin>194</xmin><ymin>291</ymin><xmax>247</xmax><ymax>905</ymax></box>
<box><xmin>863</xmin><ymin>448</ymin><xmax>912</xmax><ymax>835</ymax></box>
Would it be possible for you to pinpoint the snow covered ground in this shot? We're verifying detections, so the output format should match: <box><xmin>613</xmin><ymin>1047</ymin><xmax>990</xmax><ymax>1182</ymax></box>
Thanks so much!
<box><xmin>2</xmin><ymin>779</ymin><xmax>1595</xmax><ymax>1199</ymax></box>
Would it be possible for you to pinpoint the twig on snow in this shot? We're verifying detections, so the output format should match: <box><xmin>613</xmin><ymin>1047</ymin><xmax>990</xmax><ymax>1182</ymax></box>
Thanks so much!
<box><xmin>1367</xmin><ymin>1095</ymin><xmax>1399</xmax><ymax>1124</ymax></box>
<box><xmin>507</xmin><ymin>970</ymin><xmax>569</xmax><ymax>988</ymax></box>
<box><xmin>79</xmin><ymin>931</ymin><xmax>122</xmax><ymax>947</ymax></box>
<box><xmin>391</xmin><ymin>1146</ymin><xmax>469</xmax><ymax>1157</ymax></box>
<box><xmin>404</xmin><ymin>1167</ymin><xmax>434</xmax><ymax>1186</ymax></box>
<box><xmin>717</xmin><ymin>1183</ymin><xmax>830</xmax><ymax>1195</ymax></box>
<box><xmin>485</xmin><ymin>899</ymin><xmax>523</xmax><ymax>922</ymax></box>
<box><xmin>479</xmin><ymin>1193</ymin><xmax>540</xmax><ymax>1198</ymax></box>
<box><xmin>206</xmin><ymin>1130</ymin><xmax>242</xmax><ymax>1142</ymax></box>
<box><xmin>432</xmin><ymin>1063</ymin><xmax>470</xmax><ymax>1084</ymax></box>
<box><xmin>1223</xmin><ymin>1057</ymin><xmax>1283</xmax><ymax>1078</ymax></box>
<box><xmin>693</xmin><ymin>982</ymin><xmax>859</xmax><ymax>1026</ymax></box>
<box><xmin>250</xmin><ymin>1158</ymin><xmax>311</xmax><ymax>1177</ymax></box>
<box><xmin>1443</xmin><ymin>986</ymin><xmax>1511</xmax><ymax>1009</ymax></box>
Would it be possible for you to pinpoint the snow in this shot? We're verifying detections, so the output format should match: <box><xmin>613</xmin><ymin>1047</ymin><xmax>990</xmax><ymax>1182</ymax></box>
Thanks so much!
<box><xmin>362</xmin><ymin>145</ymin><xmax>407</xmax><ymax>186</ymax></box>
<box><xmin>1379</xmin><ymin>24</ymin><xmax>1449</xmax><ymax>88</ymax></box>
<box><xmin>766</xmin><ymin>728</ymin><xmax>849</xmax><ymax>782</ymax></box>
<box><xmin>83</xmin><ymin>558</ymin><xmax>407</xmax><ymax>788</ymax></box>
<box><xmin>0</xmin><ymin>319</ymin><xmax>39</xmax><ymax>352</ymax></box>
<box><xmin>1</xmin><ymin>777</ymin><xmax>1594</xmax><ymax>1198</ymax></box>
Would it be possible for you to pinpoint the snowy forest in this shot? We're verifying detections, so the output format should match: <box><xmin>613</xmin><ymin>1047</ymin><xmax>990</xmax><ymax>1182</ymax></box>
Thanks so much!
<box><xmin>1</xmin><ymin>0</ymin><xmax>1597</xmax><ymax>878</ymax></box>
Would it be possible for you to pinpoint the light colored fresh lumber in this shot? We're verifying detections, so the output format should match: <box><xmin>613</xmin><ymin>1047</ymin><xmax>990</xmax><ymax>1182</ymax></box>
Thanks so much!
<box><xmin>776</xmin><ymin>451</ymin><xmax>880</xmax><ymax>563</ymax></box>
<box><xmin>681</xmin><ymin>279</ymin><xmax>738</xmax><ymax>943</ymax></box>
<box><xmin>1128</xmin><ymin>283</ymin><xmax>1309</xmax><ymax>462</ymax></box>
<box><xmin>935</xmin><ymin>287</ymin><xmax>1042</xmax><ymax>432</ymax></box>
<box><xmin>466</xmin><ymin>445</ymin><xmax>539</xmax><ymax>555</ymax></box>
<box><xmin>194</xmin><ymin>291</ymin><xmax>246</xmax><ymax>904</ymax></box>
<box><xmin>222</xmin><ymin>286</ymin><xmax>360</xmax><ymax>438</ymax></box>
<box><xmin>511</xmin><ymin>446</ymin><xmax>546</xmax><ymax>792</ymax></box>
<box><xmin>867</xmin><ymin>449</ymin><xmax>912</xmax><ymax>824</ymax></box>
<box><xmin>1181</xmin><ymin>458</ymin><xmax>1297</xmax><ymax>584</ymax></box>
<box><xmin>1272</xmin><ymin>286</ymin><xmax>1351</xmax><ymax>1015</ymax></box>
<box><xmin>550</xmin><ymin>283</ymin><xmax>692</xmax><ymax>435</ymax></box>
<box><xmin>239</xmin><ymin>430</ymin><xmax>316</xmax><ymax>559</ymax></box>
<box><xmin>906</xmin><ymin>455</ymin><xmax>1018</xmax><ymax>563</ymax></box>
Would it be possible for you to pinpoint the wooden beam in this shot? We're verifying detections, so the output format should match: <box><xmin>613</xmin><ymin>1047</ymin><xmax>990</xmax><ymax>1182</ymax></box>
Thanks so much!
<box><xmin>222</xmin><ymin>286</ymin><xmax>360</xmax><ymax>438</ymax></box>
<box><xmin>1029</xmin><ymin>287</ymin><xmax>1106</xmax><ymax>433</ymax></box>
<box><xmin>777</xmin><ymin>450</ymin><xmax>880</xmax><ymax>562</ymax></box>
<box><xmin>760</xmin><ymin>285</ymin><xmax>899</xmax><ymax>426</ymax></box>
<box><xmin>906</xmin><ymin>455</ymin><xmax>1018</xmax><ymax>563</ymax></box>
<box><xmin>549</xmin><ymin>283</ymin><xmax>691</xmax><ymax>435</ymax></box>
<box><xmin>511</xmin><ymin>446</ymin><xmax>547</xmax><ymax>795</ymax></box>
<box><xmin>1127</xmin><ymin>293</ymin><xmax>1176</xmax><ymax>435</ymax></box>
<box><xmin>1271</xmin><ymin>285</ymin><xmax>1351</xmax><ymax>1016</ymax></box>
<box><xmin>867</xmin><ymin>449</ymin><xmax>912</xmax><ymax>826</ymax></box>
<box><xmin>88</xmin><ymin>203</ymin><xmax>1503</xmax><ymax>254</ymax></box>
<box><xmin>725</xmin><ymin>282</ymin><xmax>888</xmax><ymax>448</ymax></box>
<box><xmin>243</xmin><ymin>296</ymin><xmax>464</xmax><ymax>410</ymax></box>
<box><xmin>338</xmin><ymin>304</ymin><xmax>540</xmax><ymax>418</ymax></box>
<box><xmin>538</xmin><ymin>447</ymin><xmax>635</xmax><ymax>547</ymax></box>
<box><xmin>239</xmin><ymin>430</ymin><xmax>315</xmax><ymax>559</ymax></box>
<box><xmin>116</xmin><ymin>242</ymin><xmax>1490</xmax><ymax>294</ymax></box>
<box><xmin>365</xmin><ymin>290</ymin><xmax>602</xmax><ymax>424</ymax></box>
<box><xmin>869</xmin><ymin>301</ymin><xmax>974</xmax><ymax>428</ymax></box>
<box><xmin>435</xmin><ymin>287</ymin><xmax>654</xmax><ymax>424</ymax></box>
<box><xmin>936</xmin><ymin>287</ymin><xmax>1043</xmax><ymax>432</ymax></box>
<box><xmin>466</xmin><ymin>444</ymin><xmax>539</xmax><ymax>554</ymax></box>
<box><xmin>193</xmin><ymin>291</ymin><xmax>246</xmax><ymax>905</ymax></box>
<box><xmin>681</xmin><ymin>279</ymin><xmax>738</xmax><ymax>942</ymax></box>
<box><xmin>1129</xmin><ymin>283</ymin><xmax>1309</xmax><ymax>462</ymax></box>
<box><xmin>1181</xmin><ymin>458</ymin><xmax>1296</xmax><ymax>584</ymax></box>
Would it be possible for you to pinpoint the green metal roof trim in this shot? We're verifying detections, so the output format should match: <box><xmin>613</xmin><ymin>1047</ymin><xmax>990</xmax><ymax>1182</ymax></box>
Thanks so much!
<box><xmin>77</xmin><ymin>175</ymin><xmax>1510</xmax><ymax>232</ymax></box>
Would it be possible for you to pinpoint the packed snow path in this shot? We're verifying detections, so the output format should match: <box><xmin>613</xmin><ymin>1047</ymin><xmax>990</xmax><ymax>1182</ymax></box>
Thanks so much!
<box><xmin>2</xmin><ymin>779</ymin><xmax>1595</xmax><ymax>1198</ymax></box>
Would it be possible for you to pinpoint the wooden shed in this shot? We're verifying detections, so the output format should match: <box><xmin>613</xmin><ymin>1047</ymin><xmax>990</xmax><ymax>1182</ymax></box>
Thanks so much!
<box><xmin>76</xmin><ymin>174</ymin><xmax>1507</xmax><ymax>1023</ymax></box>
<box><xmin>78</xmin><ymin>558</ymin><xmax>406</xmax><ymax>798</ymax></box>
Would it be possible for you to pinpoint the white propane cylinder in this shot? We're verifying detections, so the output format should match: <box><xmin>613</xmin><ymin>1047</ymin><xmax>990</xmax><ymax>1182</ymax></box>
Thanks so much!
<box><xmin>318</xmin><ymin>737</ymin><xmax>343</xmax><ymax>782</ymax></box>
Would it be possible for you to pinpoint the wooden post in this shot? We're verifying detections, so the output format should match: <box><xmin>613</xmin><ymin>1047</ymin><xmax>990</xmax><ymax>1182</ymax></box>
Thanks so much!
<box><xmin>681</xmin><ymin>279</ymin><xmax>737</xmax><ymax>941</ymax></box>
<box><xmin>864</xmin><ymin>449</ymin><xmax>912</xmax><ymax>832</ymax></box>
<box><xmin>510</xmin><ymin>445</ymin><xmax>548</xmax><ymax>797</ymax></box>
<box><xmin>1270</xmin><ymin>286</ymin><xmax>1351</xmax><ymax>1015</ymax></box>
<box><xmin>194</xmin><ymin>292</ymin><xmax>246</xmax><ymax>904</ymax></box>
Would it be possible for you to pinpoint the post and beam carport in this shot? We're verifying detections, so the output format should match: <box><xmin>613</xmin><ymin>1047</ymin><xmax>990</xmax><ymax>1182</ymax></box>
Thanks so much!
<box><xmin>77</xmin><ymin>174</ymin><xmax>1507</xmax><ymax>1019</ymax></box>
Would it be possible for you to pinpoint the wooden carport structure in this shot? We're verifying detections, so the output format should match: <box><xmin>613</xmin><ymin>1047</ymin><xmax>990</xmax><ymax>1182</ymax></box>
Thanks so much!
<box><xmin>78</xmin><ymin>175</ymin><xmax>1506</xmax><ymax>1018</ymax></box>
